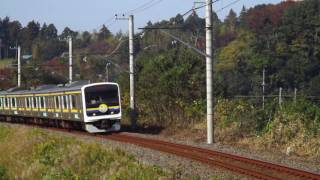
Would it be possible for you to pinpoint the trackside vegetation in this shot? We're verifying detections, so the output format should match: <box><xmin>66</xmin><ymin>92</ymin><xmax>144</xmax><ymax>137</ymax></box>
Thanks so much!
<box><xmin>0</xmin><ymin>125</ymin><xmax>170</xmax><ymax>179</ymax></box>
<box><xmin>0</xmin><ymin>0</ymin><xmax>319</xmax><ymax>161</ymax></box>
<box><xmin>214</xmin><ymin>99</ymin><xmax>320</xmax><ymax>159</ymax></box>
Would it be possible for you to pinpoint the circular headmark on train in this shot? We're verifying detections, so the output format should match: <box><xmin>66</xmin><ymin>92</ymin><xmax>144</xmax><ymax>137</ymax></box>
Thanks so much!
<box><xmin>99</xmin><ymin>104</ymin><xmax>109</xmax><ymax>113</ymax></box>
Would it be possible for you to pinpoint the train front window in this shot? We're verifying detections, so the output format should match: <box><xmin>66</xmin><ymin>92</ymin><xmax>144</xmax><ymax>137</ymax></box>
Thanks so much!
<box><xmin>84</xmin><ymin>84</ymin><xmax>120</xmax><ymax>116</ymax></box>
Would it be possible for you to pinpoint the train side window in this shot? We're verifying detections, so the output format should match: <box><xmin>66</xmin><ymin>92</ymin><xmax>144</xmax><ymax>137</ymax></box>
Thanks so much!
<box><xmin>63</xmin><ymin>95</ymin><xmax>68</xmax><ymax>109</ymax></box>
<box><xmin>43</xmin><ymin>97</ymin><xmax>46</xmax><ymax>109</ymax></box>
<box><xmin>54</xmin><ymin>96</ymin><xmax>57</xmax><ymax>109</ymax></box>
<box><xmin>69</xmin><ymin>95</ymin><xmax>76</xmax><ymax>109</ymax></box>
<box><xmin>12</xmin><ymin>98</ymin><xmax>16</xmax><ymax>108</ymax></box>
<box><xmin>39</xmin><ymin>97</ymin><xmax>44</xmax><ymax>109</ymax></box>
<box><xmin>32</xmin><ymin>97</ymin><xmax>36</xmax><ymax>108</ymax></box>
<box><xmin>58</xmin><ymin>96</ymin><xmax>61</xmax><ymax>109</ymax></box>
<box><xmin>61</xmin><ymin>96</ymin><xmax>64</xmax><ymax>109</ymax></box>
<box><xmin>6</xmin><ymin>98</ymin><xmax>8</xmax><ymax>108</ymax></box>
<box><xmin>29</xmin><ymin>97</ymin><xmax>32</xmax><ymax>108</ymax></box>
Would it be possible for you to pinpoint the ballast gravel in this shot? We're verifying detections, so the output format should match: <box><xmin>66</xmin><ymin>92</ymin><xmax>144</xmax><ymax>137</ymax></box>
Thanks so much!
<box><xmin>3</xmin><ymin>123</ymin><xmax>319</xmax><ymax>179</ymax></box>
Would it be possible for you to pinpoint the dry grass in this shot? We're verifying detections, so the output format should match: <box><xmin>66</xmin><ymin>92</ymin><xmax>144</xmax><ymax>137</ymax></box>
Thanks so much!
<box><xmin>0</xmin><ymin>124</ymin><xmax>169</xmax><ymax>179</ymax></box>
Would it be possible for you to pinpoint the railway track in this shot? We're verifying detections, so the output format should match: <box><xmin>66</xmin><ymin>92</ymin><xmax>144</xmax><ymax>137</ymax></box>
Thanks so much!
<box><xmin>103</xmin><ymin>133</ymin><xmax>320</xmax><ymax>180</ymax></box>
<box><xmin>2</xmin><ymin>122</ymin><xmax>320</xmax><ymax>179</ymax></box>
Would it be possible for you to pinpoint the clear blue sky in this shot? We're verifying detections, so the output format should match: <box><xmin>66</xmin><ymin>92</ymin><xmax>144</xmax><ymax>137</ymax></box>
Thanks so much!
<box><xmin>0</xmin><ymin>0</ymin><xmax>282</xmax><ymax>34</ymax></box>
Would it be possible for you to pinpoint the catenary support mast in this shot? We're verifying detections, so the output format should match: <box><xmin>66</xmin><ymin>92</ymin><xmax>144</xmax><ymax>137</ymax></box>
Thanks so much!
<box><xmin>129</xmin><ymin>15</ymin><xmax>136</xmax><ymax>128</ymax></box>
<box><xmin>206</xmin><ymin>0</ymin><xmax>214</xmax><ymax>144</ymax></box>
<box><xmin>69</xmin><ymin>36</ymin><xmax>73</xmax><ymax>84</ymax></box>
<box><xmin>17</xmin><ymin>46</ymin><xmax>21</xmax><ymax>87</ymax></box>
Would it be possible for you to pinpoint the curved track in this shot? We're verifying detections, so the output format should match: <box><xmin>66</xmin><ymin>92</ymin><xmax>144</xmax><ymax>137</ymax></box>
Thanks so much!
<box><xmin>103</xmin><ymin>133</ymin><xmax>320</xmax><ymax>180</ymax></box>
<box><xmin>1</xmin><ymin>119</ymin><xmax>319</xmax><ymax>179</ymax></box>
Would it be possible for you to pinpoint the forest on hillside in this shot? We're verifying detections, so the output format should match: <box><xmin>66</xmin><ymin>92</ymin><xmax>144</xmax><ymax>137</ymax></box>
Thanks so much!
<box><xmin>0</xmin><ymin>0</ymin><xmax>320</xmax><ymax>123</ymax></box>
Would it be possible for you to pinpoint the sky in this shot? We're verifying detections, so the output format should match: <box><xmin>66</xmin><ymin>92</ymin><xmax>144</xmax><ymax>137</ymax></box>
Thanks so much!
<box><xmin>0</xmin><ymin>0</ymin><xmax>283</xmax><ymax>34</ymax></box>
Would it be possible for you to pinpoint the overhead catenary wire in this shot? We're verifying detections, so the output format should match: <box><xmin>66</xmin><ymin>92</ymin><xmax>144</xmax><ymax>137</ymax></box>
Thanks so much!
<box><xmin>216</xmin><ymin>0</ymin><xmax>242</xmax><ymax>13</ymax></box>
<box><xmin>130</xmin><ymin>0</ymin><xmax>164</xmax><ymax>14</ymax></box>
<box><xmin>181</xmin><ymin>0</ymin><xmax>221</xmax><ymax>17</ymax></box>
<box><xmin>93</xmin><ymin>0</ymin><xmax>164</xmax><ymax>33</ymax></box>
<box><xmin>124</xmin><ymin>0</ymin><xmax>164</xmax><ymax>15</ymax></box>
<box><xmin>181</xmin><ymin>0</ymin><xmax>242</xmax><ymax>18</ymax></box>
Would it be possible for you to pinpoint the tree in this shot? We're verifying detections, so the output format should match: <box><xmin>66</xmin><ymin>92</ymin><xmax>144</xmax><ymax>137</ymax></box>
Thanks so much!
<box><xmin>46</xmin><ymin>24</ymin><xmax>58</xmax><ymax>39</ymax></box>
<box><xmin>81</xmin><ymin>31</ymin><xmax>92</xmax><ymax>47</ymax></box>
<box><xmin>26</xmin><ymin>21</ymin><xmax>40</xmax><ymax>40</ymax></box>
<box><xmin>224</xmin><ymin>9</ymin><xmax>237</xmax><ymax>32</ymax></box>
<box><xmin>40</xmin><ymin>23</ymin><xmax>57</xmax><ymax>40</ymax></box>
<box><xmin>60</xmin><ymin>27</ymin><xmax>78</xmax><ymax>40</ymax></box>
<box><xmin>97</xmin><ymin>25</ymin><xmax>111</xmax><ymax>41</ymax></box>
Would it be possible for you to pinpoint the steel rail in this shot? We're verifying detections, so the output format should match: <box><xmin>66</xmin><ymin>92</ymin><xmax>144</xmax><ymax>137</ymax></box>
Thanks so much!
<box><xmin>1</xmin><ymin>119</ymin><xmax>319</xmax><ymax>179</ymax></box>
<box><xmin>110</xmin><ymin>133</ymin><xmax>320</xmax><ymax>180</ymax></box>
<box><xmin>104</xmin><ymin>134</ymin><xmax>278</xmax><ymax>179</ymax></box>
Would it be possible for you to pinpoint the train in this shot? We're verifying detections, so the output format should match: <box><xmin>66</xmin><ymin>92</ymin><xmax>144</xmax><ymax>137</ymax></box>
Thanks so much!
<box><xmin>0</xmin><ymin>81</ymin><xmax>121</xmax><ymax>133</ymax></box>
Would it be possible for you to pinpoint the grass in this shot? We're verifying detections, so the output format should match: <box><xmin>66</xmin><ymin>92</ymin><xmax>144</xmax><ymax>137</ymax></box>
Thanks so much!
<box><xmin>159</xmin><ymin>99</ymin><xmax>320</xmax><ymax>160</ymax></box>
<box><xmin>0</xmin><ymin>59</ymin><xmax>13</xmax><ymax>69</ymax></box>
<box><xmin>0</xmin><ymin>124</ymin><xmax>170</xmax><ymax>180</ymax></box>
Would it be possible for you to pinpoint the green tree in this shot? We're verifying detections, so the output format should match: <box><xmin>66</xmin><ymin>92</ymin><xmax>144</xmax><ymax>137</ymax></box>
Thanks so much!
<box><xmin>97</xmin><ymin>25</ymin><xmax>111</xmax><ymax>41</ymax></box>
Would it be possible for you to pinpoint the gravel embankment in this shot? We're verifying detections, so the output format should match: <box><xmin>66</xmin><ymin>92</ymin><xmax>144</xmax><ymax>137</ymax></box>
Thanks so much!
<box><xmin>125</xmin><ymin>132</ymin><xmax>320</xmax><ymax>175</ymax></box>
<box><xmin>54</xmin><ymin>131</ymin><xmax>246</xmax><ymax>180</ymax></box>
<box><xmin>3</xmin><ymin>122</ymin><xmax>320</xmax><ymax>179</ymax></box>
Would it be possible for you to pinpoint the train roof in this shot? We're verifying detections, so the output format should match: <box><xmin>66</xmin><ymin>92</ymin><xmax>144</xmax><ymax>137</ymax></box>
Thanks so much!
<box><xmin>0</xmin><ymin>80</ymin><xmax>91</xmax><ymax>95</ymax></box>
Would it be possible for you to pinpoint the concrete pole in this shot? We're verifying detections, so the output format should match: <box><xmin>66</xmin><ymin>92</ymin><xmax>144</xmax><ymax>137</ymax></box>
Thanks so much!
<box><xmin>68</xmin><ymin>36</ymin><xmax>73</xmax><ymax>84</ymax></box>
<box><xmin>17</xmin><ymin>46</ymin><xmax>21</xmax><ymax>87</ymax></box>
<box><xmin>129</xmin><ymin>15</ymin><xmax>136</xmax><ymax>128</ymax></box>
<box><xmin>279</xmin><ymin>87</ymin><xmax>282</xmax><ymax>106</ymax></box>
<box><xmin>105</xmin><ymin>63</ymin><xmax>109</xmax><ymax>82</ymax></box>
<box><xmin>0</xmin><ymin>39</ymin><xmax>2</xmax><ymax>59</ymax></box>
<box><xmin>206</xmin><ymin>0</ymin><xmax>214</xmax><ymax>144</ymax></box>
<box><xmin>294</xmin><ymin>88</ymin><xmax>297</xmax><ymax>103</ymax></box>
<box><xmin>262</xmin><ymin>68</ymin><xmax>265</xmax><ymax>110</ymax></box>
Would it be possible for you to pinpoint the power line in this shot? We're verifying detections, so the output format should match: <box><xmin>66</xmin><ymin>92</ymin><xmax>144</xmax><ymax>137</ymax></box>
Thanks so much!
<box><xmin>130</xmin><ymin>0</ymin><xmax>164</xmax><ymax>14</ymax></box>
<box><xmin>125</xmin><ymin>0</ymin><xmax>160</xmax><ymax>15</ymax></box>
<box><xmin>181</xmin><ymin>0</ymin><xmax>221</xmax><ymax>17</ymax></box>
<box><xmin>93</xmin><ymin>0</ymin><xmax>164</xmax><ymax>32</ymax></box>
<box><xmin>181</xmin><ymin>0</ymin><xmax>242</xmax><ymax>18</ymax></box>
<box><xmin>216</xmin><ymin>0</ymin><xmax>242</xmax><ymax>13</ymax></box>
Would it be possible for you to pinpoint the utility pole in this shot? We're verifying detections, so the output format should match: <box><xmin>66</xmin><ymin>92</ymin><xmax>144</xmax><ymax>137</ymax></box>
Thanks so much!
<box><xmin>129</xmin><ymin>15</ymin><xmax>137</xmax><ymax>128</ymax></box>
<box><xmin>294</xmin><ymin>88</ymin><xmax>297</xmax><ymax>103</ymax></box>
<box><xmin>17</xmin><ymin>46</ymin><xmax>21</xmax><ymax>87</ymax></box>
<box><xmin>105</xmin><ymin>62</ymin><xmax>110</xmax><ymax>82</ymax></box>
<box><xmin>206</xmin><ymin>0</ymin><xmax>214</xmax><ymax>144</ymax></box>
<box><xmin>0</xmin><ymin>39</ymin><xmax>2</xmax><ymax>59</ymax></box>
<box><xmin>115</xmin><ymin>14</ymin><xmax>136</xmax><ymax>128</ymax></box>
<box><xmin>279</xmin><ymin>87</ymin><xmax>283</xmax><ymax>106</ymax></box>
<box><xmin>68</xmin><ymin>36</ymin><xmax>73</xmax><ymax>84</ymax></box>
<box><xmin>262</xmin><ymin>67</ymin><xmax>265</xmax><ymax>110</ymax></box>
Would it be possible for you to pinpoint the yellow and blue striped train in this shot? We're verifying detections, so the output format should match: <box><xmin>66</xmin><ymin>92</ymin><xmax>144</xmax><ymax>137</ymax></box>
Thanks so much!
<box><xmin>0</xmin><ymin>81</ymin><xmax>121</xmax><ymax>133</ymax></box>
